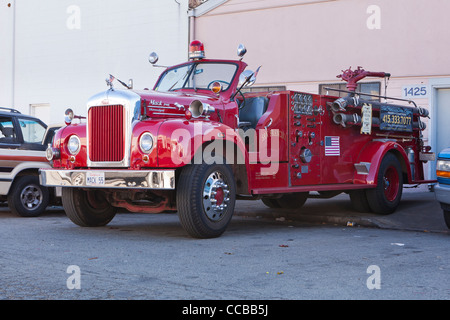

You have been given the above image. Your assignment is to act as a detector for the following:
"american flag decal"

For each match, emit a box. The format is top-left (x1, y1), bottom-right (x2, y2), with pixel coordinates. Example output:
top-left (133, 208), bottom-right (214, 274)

top-left (325, 136), bottom-right (340, 156)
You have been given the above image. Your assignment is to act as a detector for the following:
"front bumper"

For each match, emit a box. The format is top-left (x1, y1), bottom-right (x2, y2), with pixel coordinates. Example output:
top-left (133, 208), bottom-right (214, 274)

top-left (435, 183), bottom-right (450, 210)
top-left (39, 169), bottom-right (175, 190)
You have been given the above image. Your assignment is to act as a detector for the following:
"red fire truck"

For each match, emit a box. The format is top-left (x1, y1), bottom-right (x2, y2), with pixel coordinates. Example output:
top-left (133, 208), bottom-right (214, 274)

top-left (41, 41), bottom-right (435, 238)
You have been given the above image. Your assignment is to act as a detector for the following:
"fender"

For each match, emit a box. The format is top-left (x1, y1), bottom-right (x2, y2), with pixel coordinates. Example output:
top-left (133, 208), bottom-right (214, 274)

top-left (51, 123), bottom-right (87, 169)
top-left (353, 140), bottom-right (410, 185)
top-left (157, 119), bottom-right (249, 168)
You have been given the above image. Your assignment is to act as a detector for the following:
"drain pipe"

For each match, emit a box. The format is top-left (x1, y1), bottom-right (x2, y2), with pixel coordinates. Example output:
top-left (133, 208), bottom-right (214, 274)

top-left (12, 0), bottom-right (16, 108)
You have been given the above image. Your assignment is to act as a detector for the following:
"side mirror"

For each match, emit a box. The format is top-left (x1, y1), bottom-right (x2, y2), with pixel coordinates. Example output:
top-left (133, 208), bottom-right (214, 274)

top-left (148, 52), bottom-right (159, 65)
top-left (64, 108), bottom-right (74, 125)
top-left (237, 44), bottom-right (247, 59)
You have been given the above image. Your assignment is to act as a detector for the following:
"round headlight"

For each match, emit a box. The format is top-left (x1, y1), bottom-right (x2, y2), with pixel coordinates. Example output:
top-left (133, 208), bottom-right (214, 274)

top-left (139, 132), bottom-right (154, 153)
top-left (46, 146), bottom-right (60, 161)
top-left (67, 135), bottom-right (81, 155)
top-left (46, 146), bottom-right (54, 161)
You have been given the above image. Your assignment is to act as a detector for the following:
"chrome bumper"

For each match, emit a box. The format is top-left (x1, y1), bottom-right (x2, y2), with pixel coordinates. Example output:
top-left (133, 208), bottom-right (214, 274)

top-left (39, 169), bottom-right (175, 190)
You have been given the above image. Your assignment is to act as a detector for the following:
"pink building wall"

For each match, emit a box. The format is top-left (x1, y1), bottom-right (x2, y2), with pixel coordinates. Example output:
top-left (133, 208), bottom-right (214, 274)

top-left (193, 0), bottom-right (450, 87)
top-left (192, 0), bottom-right (450, 179)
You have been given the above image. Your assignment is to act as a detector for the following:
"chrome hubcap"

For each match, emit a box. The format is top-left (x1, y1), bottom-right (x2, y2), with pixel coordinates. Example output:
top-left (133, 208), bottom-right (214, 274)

top-left (202, 171), bottom-right (230, 221)
top-left (20, 185), bottom-right (43, 210)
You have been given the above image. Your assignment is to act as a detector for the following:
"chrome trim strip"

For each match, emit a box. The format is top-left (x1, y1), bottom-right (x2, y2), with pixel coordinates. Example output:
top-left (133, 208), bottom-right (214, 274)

top-left (40, 169), bottom-right (175, 190)
top-left (152, 112), bottom-right (184, 116)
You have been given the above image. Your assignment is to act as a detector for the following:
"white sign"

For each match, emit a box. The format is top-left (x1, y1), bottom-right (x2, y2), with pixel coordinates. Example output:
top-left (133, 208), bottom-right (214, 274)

top-left (361, 103), bottom-right (372, 135)
top-left (402, 85), bottom-right (429, 99)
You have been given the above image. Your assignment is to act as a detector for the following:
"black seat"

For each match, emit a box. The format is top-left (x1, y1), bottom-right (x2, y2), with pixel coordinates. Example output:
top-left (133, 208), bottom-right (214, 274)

top-left (0, 127), bottom-right (16, 143)
top-left (238, 96), bottom-right (269, 130)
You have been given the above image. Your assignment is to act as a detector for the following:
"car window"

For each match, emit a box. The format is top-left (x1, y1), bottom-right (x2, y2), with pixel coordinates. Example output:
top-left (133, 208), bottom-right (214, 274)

top-left (18, 118), bottom-right (46, 144)
top-left (0, 117), bottom-right (18, 143)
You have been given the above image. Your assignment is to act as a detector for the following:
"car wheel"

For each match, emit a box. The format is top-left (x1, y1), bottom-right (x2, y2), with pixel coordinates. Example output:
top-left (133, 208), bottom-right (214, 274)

top-left (444, 210), bottom-right (450, 229)
top-left (177, 161), bottom-right (236, 238)
top-left (349, 189), bottom-right (372, 213)
top-left (8, 175), bottom-right (50, 217)
top-left (261, 198), bottom-right (281, 208)
top-left (276, 193), bottom-right (308, 209)
top-left (62, 188), bottom-right (117, 227)
top-left (366, 153), bottom-right (403, 215)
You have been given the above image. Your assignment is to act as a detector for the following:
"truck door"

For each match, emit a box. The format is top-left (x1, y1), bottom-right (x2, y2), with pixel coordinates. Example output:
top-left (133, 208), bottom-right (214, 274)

top-left (288, 92), bottom-right (322, 186)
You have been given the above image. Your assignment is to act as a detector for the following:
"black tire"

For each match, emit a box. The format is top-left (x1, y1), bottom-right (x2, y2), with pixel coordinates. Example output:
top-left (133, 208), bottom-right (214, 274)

top-left (62, 188), bottom-right (117, 227)
top-left (349, 189), bottom-right (372, 213)
top-left (276, 193), bottom-right (308, 209)
top-left (177, 162), bottom-right (236, 238)
top-left (443, 210), bottom-right (450, 229)
top-left (8, 175), bottom-right (50, 217)
top-left (366, 153), bottom-right (403, 215)
top-left (261, 198), bottom-right (281, 208)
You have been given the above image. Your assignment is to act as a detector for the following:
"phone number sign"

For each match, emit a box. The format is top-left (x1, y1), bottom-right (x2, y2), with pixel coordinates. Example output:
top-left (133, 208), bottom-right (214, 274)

top-left (379, 105), bottom-right (413, 132)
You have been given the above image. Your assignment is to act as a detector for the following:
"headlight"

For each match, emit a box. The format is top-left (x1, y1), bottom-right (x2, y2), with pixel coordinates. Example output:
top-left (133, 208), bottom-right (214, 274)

top-left (46, 145), bottom-right (60, 161)
top-left (437, 159), bottom-right (450, 178)
top-left (67, 135), bottom-right (81, 155)
top-left (139, 132), bottom-right (154, 153)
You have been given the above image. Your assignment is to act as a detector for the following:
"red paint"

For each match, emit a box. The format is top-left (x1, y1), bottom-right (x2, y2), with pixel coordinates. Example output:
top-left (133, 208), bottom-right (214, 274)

top-left (50, 55), bottom-right (432, 204)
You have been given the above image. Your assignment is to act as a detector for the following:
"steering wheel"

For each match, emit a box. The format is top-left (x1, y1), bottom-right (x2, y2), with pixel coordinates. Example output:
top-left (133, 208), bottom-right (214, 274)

top-left (237, 90), bottom-right (246, 110)
top-left (207, 80), bottom-right (230, 89)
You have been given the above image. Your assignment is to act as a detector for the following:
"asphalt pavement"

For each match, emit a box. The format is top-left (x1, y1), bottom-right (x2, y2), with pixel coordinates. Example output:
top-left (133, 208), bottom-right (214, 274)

top-left (0, 184), bottom-right (448, 300)
top-left (234, 184), bottom-right (449, 234)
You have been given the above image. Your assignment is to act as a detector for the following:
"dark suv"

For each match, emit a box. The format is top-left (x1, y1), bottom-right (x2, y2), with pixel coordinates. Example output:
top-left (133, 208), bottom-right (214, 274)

top-left (0, 107), bottom-right (61, 217)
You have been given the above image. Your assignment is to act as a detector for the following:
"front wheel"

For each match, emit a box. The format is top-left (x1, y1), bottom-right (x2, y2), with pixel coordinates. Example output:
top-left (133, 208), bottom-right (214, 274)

top-left (177, 162), bottom-right (236, 238)
top-left (443, 210), bottom-right (450, 229)
top-left (366, 153), bottom-right (403, 215)
top-left (62, 188), bottom-right (117, 227)
top-left (8, 175), bottom-right (50, 217)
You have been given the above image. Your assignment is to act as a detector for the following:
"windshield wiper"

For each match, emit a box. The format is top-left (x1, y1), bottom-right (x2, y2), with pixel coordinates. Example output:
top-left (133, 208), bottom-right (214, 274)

top-left (168, 64), bottom-right (194, 91)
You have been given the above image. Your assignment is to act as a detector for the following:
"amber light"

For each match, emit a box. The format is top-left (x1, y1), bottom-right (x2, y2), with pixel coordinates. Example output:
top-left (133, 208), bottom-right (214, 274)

top-left (189, 40), bottom-right (205, 60)
top-left (185, 110), bottom-right (192, 120)
top-left (437, 170), bottom-right (450, 178)
top-left (211, 81), bottom-right (222, 94)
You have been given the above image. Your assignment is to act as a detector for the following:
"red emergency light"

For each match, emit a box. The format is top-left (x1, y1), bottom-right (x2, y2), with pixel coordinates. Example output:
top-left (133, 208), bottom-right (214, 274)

top-left (189, 40), bottom-right (205, 60)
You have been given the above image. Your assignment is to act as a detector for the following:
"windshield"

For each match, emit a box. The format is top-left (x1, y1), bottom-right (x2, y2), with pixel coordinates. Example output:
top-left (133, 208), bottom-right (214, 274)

top-left (155, 62), bottom-right (238, 92)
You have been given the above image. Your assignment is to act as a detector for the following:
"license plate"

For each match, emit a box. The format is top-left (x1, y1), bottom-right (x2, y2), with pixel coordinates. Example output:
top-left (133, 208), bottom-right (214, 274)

top-left (86, 172), bottom-right (105, 186)
top-left (419, 152), bottom-right (435, 162)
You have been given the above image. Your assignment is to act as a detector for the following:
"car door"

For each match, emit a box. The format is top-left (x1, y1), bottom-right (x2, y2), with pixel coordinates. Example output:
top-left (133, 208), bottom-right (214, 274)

top-left (16, 117), bottom-right (48, 151)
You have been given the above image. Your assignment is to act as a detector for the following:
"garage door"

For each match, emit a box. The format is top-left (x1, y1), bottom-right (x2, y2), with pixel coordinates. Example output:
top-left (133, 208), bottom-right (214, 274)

top-left (432, 88), bottom-right (450, 179)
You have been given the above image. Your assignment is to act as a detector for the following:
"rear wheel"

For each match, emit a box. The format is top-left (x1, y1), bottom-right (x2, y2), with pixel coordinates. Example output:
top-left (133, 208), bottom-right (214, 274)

top-left (261, 198), bottom-right (281, 209)
top-left (177, 161), bottom-right (236, 238)
top-left (349, 189), bottom-right (372, 213)
top-left (268, 193), bottom-right (308, 210)
top-left (62, 188), bottom-right (117, 227)
top-left (366, 153), bottom-right (403, 215)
